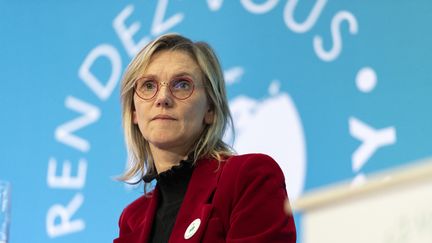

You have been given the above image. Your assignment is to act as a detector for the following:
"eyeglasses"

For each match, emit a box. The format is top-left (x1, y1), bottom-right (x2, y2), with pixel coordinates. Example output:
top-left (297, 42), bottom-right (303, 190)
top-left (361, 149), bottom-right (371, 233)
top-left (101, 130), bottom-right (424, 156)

top-left (134, 77), bottom-right (197, 100)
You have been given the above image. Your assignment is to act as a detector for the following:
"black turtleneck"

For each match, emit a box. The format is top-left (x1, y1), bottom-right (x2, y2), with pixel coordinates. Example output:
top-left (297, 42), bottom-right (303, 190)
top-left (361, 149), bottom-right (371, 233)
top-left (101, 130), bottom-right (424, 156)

top-left (148, 159), bottom-right (194, 243)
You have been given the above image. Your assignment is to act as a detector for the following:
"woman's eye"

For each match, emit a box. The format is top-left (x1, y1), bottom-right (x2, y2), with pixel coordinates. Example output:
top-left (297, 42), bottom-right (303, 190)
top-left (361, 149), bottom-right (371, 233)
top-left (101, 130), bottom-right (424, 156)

top-left (172, 79), bottom-right (192, 90)
top-left (141, 80), bottom-right (157, 90)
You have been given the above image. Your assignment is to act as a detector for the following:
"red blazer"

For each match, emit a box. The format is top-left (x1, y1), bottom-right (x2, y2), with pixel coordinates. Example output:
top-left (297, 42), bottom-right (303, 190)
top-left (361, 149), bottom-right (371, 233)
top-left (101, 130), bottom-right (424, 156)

top-left (114, 153), bottom-right (296, 243)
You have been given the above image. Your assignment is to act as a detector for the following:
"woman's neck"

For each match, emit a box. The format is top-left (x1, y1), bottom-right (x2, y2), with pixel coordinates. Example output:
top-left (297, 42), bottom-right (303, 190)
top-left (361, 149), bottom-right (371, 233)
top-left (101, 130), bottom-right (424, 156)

top-left (150, 146), bottom-right (188, 174)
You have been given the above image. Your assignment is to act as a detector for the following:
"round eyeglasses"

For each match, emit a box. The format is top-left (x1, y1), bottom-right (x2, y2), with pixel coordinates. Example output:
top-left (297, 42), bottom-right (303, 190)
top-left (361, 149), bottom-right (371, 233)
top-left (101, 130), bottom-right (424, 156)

top-left (134, 77), bottom-right (196, 100)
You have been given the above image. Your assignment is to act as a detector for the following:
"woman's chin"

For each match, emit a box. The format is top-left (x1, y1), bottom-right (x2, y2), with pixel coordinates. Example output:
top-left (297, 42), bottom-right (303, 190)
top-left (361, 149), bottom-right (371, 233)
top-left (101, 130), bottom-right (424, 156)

top-left (149, 138), bottom-right (187, 151)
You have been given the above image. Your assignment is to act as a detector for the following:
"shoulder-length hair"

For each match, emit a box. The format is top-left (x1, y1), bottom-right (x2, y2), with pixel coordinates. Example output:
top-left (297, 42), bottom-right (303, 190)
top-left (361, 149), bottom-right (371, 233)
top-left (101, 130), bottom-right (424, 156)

top-left (119, 33), bottom-right (234, 183)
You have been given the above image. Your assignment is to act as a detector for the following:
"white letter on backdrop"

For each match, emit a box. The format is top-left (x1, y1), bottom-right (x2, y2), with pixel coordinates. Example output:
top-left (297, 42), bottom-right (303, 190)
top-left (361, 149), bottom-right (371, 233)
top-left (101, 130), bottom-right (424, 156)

top-left (79, 44), bottom-right (121, 100)
top-left (284, 0), bottom-right (327, 33)
top-left (151, 0), bottom-right (184, 36)
top-left (349, 117), bottom-right (396, 172)
top-left (313, 10), bottom-right (358, 62)
top-left (46, 193), bottom-right (85, 238)
top-left (240, 0), bottom-right (279, 14)
top-left (113, 4), bottom-right (150, 57)
top-left (55, 96), bottom-right (101, 152)
top-left (47, 158), bottom-right (87, 189)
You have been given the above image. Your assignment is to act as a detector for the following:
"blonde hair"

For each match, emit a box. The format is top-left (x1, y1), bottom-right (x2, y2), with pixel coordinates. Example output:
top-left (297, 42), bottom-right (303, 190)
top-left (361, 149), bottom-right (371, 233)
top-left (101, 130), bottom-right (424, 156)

top-left (119, 33), bottom-right (234, 183)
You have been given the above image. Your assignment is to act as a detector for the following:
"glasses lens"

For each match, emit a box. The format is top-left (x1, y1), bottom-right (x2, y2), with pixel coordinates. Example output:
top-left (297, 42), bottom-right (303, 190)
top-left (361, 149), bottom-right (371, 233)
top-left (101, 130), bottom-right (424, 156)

top-left (134, 77), bottom-right (196, 100)
top-left (136, 79), bottom-right (157, 100)
top-left (170, 78), bottom-right (194, 99)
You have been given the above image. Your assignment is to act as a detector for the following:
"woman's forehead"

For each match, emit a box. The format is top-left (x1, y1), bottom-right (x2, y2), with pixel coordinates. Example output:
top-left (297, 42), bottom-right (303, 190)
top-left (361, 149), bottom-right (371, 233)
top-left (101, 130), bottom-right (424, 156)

top-left (142, 50), bottom-right (204, 78)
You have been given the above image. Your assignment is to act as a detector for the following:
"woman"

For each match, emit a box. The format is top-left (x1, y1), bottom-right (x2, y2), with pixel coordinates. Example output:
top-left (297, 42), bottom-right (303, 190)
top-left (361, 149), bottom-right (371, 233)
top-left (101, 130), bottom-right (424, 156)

top-left (114, 33), bottom-right (296, 243)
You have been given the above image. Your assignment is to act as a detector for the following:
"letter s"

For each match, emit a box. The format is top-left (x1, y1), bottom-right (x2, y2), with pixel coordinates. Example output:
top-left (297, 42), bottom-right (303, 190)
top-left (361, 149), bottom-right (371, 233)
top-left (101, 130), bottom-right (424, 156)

top-left (313, 11), bottom-right (358, 62)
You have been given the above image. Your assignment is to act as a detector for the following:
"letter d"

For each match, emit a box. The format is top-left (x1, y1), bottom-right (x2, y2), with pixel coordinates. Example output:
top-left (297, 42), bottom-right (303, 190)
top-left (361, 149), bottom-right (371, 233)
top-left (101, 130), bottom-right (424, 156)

top-left (79, 44), bottom-right (122, 101)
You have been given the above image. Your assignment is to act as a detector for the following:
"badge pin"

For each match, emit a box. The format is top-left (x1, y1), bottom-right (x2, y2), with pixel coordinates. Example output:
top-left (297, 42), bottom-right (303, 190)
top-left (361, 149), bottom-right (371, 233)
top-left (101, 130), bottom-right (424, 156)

top-left (184, 218), bottom-right (201, 239)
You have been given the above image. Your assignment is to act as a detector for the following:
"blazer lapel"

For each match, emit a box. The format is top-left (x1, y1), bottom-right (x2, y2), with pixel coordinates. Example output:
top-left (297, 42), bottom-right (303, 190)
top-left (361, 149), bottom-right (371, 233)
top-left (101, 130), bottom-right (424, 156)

top-left (169, 158), bottom-right (223, 243)
top-left (140, 188), bottom-right (159, 242)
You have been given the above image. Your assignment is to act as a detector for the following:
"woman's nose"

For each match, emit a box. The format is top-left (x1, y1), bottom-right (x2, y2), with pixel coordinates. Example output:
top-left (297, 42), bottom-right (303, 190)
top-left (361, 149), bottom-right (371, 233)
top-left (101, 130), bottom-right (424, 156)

top-left (155, 83), bottom-right (173, 107)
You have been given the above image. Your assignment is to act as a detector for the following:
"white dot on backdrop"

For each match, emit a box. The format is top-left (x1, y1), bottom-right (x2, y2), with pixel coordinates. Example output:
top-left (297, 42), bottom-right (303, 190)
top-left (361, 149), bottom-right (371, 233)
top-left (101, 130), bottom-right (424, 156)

top-left (356, 67), bottom-right (377, 93)
top-left (268, 80), bottom-right (280, 96)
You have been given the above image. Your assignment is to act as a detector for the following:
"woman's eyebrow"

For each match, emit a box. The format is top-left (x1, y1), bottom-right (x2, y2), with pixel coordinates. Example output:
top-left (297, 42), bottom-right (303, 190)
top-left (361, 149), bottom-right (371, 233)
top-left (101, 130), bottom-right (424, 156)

top-left (140, 71), bottom-right (197, 80)
top-left (139, 74), bottom-right (157, 79)
top-left (172, 71), bottom-right (194, 78)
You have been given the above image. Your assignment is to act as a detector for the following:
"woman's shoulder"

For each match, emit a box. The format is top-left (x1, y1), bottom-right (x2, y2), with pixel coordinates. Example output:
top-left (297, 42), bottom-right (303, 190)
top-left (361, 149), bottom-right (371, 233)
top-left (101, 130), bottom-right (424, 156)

top-left (221, 153), bottom-right (284, 180)
top-left (227, 153), bottom-right (275, 161)
top-left (225, 153), bottom-right (281, 169)
top-left (119, 190), bottom-right (155, 224)
top-left (215, 153), bottom-right (288, 215)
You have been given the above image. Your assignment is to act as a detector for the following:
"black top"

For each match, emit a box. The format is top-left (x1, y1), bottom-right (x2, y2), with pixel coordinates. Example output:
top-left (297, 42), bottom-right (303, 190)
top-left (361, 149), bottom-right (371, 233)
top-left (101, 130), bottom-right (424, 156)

top-left (147, 159), bottom-right (194, 243)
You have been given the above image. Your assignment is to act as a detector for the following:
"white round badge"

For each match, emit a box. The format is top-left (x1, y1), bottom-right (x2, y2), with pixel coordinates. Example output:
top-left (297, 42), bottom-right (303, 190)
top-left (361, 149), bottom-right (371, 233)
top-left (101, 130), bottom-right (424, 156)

top-left (184, 218), bottom-right (201, 240)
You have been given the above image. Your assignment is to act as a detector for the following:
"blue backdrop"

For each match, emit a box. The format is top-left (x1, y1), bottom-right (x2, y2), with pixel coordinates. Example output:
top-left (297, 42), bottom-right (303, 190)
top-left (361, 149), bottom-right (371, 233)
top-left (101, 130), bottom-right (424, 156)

top-left (1, 1), bottom-right (431, 242)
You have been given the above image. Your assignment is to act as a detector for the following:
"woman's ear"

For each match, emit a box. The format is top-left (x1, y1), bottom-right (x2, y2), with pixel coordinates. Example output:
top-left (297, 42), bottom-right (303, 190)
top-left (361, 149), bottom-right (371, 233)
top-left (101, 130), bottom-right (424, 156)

top-left (132, 111), bottom-right (138, 124)
top-left (204, 109), bottom-right (214, 125)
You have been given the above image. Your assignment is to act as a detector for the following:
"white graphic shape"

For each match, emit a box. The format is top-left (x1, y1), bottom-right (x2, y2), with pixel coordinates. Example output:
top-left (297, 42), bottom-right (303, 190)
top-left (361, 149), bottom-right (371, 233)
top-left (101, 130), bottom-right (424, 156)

top-left (241, 0), bottom-right (279, 14)
top-left (79, 44), bottom-right (122, 100)
top-left (228, 84), bottom-right (306, 200)
top-left (268, 80), bottom-right (280, 96)
top-left (46, 193), bottom-right (85, 238)
top-left (314, 10), bottom-right (358, 62)
top-left (55, 96), bottom-right (101, 152)
top-left (356, 67), bottom-right (377, 93)
top-left (284, 0), bottom-right (327, 33)
top-left (349, 117), bottom-right (397, 172)
top-left (151, 0), bottom-right (184, 36)
top-left (113, 5), bottom-right (150, 58)
top-left (207, 0), bottom-right (224, 11)
top-left (47, 158), bottom-right (87, 189)
top-left (224, 67), bottom-right (244, 85)
top-left (351, 173), bottom-right (366, 186)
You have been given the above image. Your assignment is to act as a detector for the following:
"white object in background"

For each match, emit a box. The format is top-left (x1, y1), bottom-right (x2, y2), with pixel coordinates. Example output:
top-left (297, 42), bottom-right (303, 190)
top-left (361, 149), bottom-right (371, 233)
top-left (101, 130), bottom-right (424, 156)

top-left (228, 88), bottom-right (307, 201)
top-left (0, 181), bottom-right (10, 243)
top-left (292, 158), bottom-right (432, 243)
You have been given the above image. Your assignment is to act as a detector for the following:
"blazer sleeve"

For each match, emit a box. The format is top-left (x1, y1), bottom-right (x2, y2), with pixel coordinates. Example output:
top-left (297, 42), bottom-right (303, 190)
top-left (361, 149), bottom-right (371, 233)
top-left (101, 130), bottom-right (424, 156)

top-left (115, 194), bottom-right (150, 238)
top-left (226, 154), bottom-right (296, 243)
top-left (117, 208), bottom-right (131, 236)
